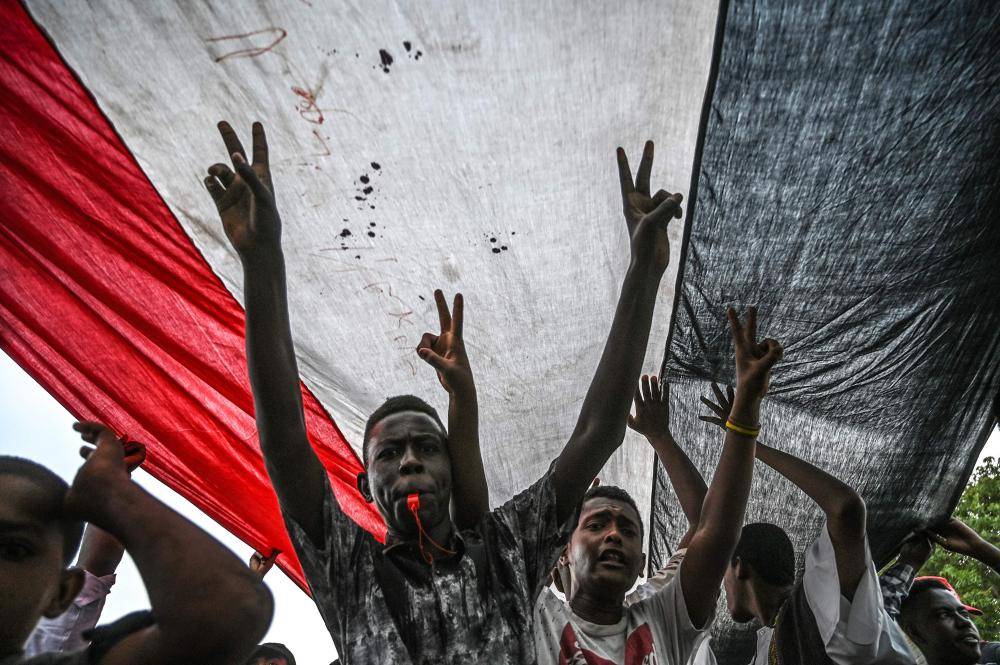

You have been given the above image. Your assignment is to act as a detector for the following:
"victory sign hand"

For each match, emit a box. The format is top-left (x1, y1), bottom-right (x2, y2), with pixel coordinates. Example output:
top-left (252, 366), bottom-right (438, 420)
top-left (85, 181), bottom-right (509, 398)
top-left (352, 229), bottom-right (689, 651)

top-left (617, 141), bottom-right (683, 274)
top-left (417, 290), bottom-right (474, 395)
top-left (203, 121), bottom-right (280, 260)
top-left (728, 306), bottom-right (783, 401)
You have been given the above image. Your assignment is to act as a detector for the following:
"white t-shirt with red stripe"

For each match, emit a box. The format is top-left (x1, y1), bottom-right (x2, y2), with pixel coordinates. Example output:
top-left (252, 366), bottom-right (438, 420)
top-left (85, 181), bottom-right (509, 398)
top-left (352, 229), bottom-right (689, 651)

top-left (533, 556), bottom-right (711, 665)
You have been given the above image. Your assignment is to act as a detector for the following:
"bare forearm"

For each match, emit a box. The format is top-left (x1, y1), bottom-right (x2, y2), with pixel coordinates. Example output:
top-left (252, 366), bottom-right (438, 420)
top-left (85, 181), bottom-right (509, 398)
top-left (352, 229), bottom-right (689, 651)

top-left (754, 441), bottom-right (861, 521)
top-left (76, 524), bottom-right (124, 577)
top-left (681, 391), bottom-right (759, 626)
top-left (970, 538), bottom-right (1000, 573)
top-left (242, 251), bottom-right (326, 539)
top-left (555, 264), bottom-right (662, 514)
top-left (695, 392), bottom-right (759, 545)
top-left (756, 439), bottom-right (867, 598)
top-left (87, 483), bottom-right (272, 660)
top-left (242, 251), bottom-right (309, 448)
top-left (577, 264), bottom-right (662, 439)
top-left (447, 385), bottom-right (489, 529)
top-left (647, 434), bottom-right (707, 529)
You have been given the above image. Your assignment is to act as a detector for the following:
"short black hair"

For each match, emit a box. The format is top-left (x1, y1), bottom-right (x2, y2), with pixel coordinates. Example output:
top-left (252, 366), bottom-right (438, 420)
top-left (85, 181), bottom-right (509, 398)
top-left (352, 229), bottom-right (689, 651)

top-left (733, 522), bottom-right (795, 586)
top-left (247, 642), bottom-right (296, 665)
top-left (900, 578), bottom-right (951, 621)
top-left (362, 395), bottom-right (446, 465)
top-left (582, 485), bottom-right (644, 536)
top-left (0, 456), bottom-right (85, 564)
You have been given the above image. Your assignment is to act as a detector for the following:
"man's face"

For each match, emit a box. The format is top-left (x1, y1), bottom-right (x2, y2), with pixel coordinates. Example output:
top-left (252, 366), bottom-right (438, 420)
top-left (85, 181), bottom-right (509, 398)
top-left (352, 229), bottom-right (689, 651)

top-left (361, 412), bottom-right (452, 537)
top-left (567, 497), bottom-right (644, 601)
top-left (722, 562), bottom-right (754, 623)
top-left (0, 474), bottom-right (80, 656)
top-left (904, 588), bottom-right (981, 665)
top-left (247, 657), bottom-right (287, 665)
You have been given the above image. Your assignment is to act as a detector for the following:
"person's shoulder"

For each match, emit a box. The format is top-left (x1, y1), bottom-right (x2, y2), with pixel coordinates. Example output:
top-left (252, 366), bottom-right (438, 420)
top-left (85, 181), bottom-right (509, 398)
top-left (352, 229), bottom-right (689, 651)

top-left (533, 586), bottom-right (568, 616)
top-left (627, 570), bottom-right (686, 620)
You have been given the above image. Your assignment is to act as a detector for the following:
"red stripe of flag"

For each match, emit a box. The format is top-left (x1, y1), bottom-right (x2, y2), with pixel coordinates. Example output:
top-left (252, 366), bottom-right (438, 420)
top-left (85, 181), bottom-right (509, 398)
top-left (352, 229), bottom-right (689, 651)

top-left (0, 0), bottom-right (384, 592)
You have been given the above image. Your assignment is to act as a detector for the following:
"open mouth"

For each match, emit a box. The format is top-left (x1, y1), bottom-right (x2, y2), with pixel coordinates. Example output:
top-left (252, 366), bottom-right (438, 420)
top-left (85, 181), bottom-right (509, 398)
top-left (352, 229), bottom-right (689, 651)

top-left (597, 549), bottom-right (627, 568)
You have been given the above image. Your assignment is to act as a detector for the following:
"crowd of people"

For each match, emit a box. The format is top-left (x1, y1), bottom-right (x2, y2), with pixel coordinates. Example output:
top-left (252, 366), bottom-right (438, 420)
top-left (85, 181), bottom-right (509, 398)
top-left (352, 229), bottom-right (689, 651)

top-left (2, 121), bottom-right (997, 665)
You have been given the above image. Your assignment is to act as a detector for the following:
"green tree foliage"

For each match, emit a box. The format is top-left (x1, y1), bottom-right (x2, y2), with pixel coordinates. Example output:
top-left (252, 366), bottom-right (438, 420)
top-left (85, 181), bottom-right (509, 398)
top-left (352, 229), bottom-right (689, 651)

top-left (922, 456), bottom-right (1000, 641)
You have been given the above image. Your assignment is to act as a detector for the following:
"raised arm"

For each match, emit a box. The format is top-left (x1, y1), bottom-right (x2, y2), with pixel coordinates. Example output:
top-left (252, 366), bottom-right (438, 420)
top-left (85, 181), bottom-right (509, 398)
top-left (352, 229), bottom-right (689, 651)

top-left (203, 121), bottom-right (327, 544)
top-left (628, 374), bottom-right (707, 548)
top-left (928, 517), bottom-right (1000, 574)
top-left (755, 441), bottom-right (868, 599)
top-left (680, 307), bottom-right (783, 628)
top-left (74, 441), bottom-right (145, 576)
top-left (700, 380), bottom-right (869, 599)
top-left (552, 141), bottom-right (683, 522)
top-left (416, 290), bottom-right (488, 529)
top-left (68, 423), bottom-right (272, 665)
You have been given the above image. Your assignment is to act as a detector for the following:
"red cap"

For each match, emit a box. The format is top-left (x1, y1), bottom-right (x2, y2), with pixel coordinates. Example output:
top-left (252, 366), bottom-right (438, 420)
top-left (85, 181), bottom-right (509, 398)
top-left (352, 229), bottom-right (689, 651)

top-left (915, 576), bottom-right (983, 615)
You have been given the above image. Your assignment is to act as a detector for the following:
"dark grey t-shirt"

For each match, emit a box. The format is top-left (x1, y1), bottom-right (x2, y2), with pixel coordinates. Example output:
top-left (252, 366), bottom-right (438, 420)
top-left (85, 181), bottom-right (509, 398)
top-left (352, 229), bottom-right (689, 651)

top-left (284, 465), bottom-right (574, 664)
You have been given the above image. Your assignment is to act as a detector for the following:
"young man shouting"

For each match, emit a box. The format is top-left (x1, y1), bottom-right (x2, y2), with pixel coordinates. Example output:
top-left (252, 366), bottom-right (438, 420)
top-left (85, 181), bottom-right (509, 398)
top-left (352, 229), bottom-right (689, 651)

top-left (533, 307), bottom-right (782, 664)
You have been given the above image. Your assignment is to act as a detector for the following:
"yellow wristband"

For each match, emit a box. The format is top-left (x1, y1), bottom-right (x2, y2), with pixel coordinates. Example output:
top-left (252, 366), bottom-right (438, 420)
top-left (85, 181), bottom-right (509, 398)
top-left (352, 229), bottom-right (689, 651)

top-left (725, 418), bottom-right (760, 438)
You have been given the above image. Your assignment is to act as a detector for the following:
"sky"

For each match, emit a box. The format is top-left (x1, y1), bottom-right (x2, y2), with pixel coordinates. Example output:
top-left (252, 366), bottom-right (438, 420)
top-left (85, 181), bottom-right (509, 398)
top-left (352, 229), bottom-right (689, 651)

top-left (2, 350), bottom-right (997, 663)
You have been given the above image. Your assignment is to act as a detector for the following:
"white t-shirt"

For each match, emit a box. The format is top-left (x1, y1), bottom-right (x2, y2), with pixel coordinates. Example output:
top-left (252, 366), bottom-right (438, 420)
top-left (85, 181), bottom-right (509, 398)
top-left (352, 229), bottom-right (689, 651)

top-left (746, 522), bottom-right (917, 665)
top-left (628, 550), bottom-right (716, 665)
top-left (534, 558), bottom-right (712, 665)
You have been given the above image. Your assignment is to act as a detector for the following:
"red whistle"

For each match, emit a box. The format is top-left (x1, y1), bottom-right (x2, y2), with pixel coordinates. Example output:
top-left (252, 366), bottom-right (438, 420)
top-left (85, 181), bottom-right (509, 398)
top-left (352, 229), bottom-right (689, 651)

top-left (407, 493), bottom-right (420, 513)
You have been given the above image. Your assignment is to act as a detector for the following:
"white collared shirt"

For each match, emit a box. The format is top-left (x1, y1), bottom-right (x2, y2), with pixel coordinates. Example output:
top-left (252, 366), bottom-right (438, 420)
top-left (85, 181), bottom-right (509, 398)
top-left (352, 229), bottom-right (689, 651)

top-left (745, 522), bottom-right (918, 665)
top-left (24, 571), bottom-right (115, 656)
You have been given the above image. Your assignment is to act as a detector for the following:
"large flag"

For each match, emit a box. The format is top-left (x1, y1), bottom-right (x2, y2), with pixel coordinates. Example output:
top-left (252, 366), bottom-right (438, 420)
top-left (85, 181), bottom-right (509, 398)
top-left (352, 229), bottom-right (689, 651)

top-left (2, 1), bottom-right (998, 660)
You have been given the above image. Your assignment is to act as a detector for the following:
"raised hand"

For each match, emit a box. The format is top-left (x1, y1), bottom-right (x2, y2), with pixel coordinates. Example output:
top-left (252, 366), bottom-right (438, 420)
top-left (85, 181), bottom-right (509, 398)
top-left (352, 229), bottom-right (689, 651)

top-left (896, 532), bottom-right (936, 570)
top-left (203, 121), bottom-right (279, 259)
top-left (65, 422), bottom-right (135, 517)
top-left (728, 306), bottom-right (782, 402)
top-left (698, 382), bottom-right (734, 430)
top-left (616, 141), bottom-right (683, 273)
top-left (249, 549), bottom-right (279, 579)
top-left (417, 290), bottom-right (473, 395)
top-left (627, 374), bottom-right (672, 441)
top-left (929, 517), bottom-right (989, 557)
top-left (123, 439), bottom-right (147, 474)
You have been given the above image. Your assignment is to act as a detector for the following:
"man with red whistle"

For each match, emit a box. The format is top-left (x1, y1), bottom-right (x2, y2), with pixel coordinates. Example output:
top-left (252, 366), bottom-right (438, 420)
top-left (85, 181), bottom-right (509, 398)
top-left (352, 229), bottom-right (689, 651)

top-left (202, 122), bottom-right (682, 663)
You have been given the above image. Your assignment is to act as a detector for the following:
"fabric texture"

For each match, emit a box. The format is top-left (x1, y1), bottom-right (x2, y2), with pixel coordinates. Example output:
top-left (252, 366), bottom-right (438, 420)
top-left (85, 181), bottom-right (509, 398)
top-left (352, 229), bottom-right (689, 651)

top-left (651, 1), bottom-right (1000, 661)
top-left (283, 463), bottom-right (574, 664)
top-left (17, 0), bottom-right (720, 531)
top-left (534, 558), bottom-right (711, 665)
top-left (25, 572), bottom-right (115, 656)
top-left (0, 0), bottom-right (383, 592)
